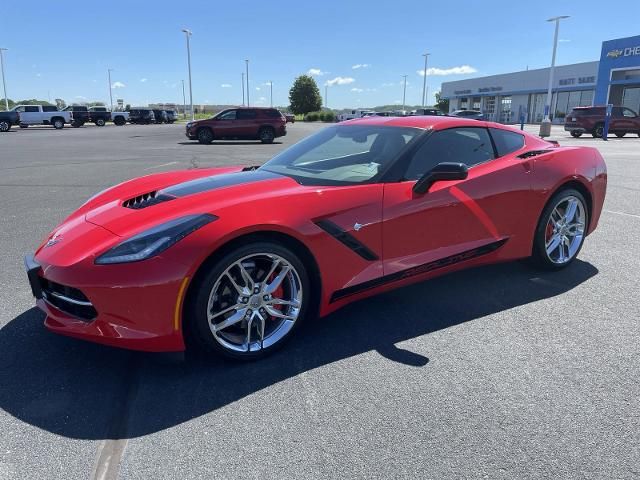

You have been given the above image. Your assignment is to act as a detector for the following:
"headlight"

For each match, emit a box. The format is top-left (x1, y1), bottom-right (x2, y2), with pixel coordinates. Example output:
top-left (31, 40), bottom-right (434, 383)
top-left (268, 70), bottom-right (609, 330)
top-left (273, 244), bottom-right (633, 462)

top-left (95, 214), bottom-right (217, 265)
top-left (186, 122), bottom-right (193, 128)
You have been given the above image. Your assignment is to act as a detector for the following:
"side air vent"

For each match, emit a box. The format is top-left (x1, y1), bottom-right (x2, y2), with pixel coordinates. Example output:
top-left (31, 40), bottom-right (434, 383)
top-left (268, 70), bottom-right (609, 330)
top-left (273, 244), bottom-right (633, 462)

top-left (122, 191), bottom-right (175, 209)
top-left (517, 149), bottom-right (552, 159)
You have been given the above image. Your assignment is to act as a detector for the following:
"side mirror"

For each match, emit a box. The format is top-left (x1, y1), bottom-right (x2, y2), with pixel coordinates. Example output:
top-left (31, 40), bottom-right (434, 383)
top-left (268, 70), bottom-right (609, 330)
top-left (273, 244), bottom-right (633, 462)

top-left (412, 162), bottom-right (468, 194)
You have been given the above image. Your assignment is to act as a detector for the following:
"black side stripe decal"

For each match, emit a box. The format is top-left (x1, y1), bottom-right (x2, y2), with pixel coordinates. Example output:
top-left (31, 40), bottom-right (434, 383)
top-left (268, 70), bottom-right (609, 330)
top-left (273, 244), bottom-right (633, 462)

top-left (315, 219), bottom-right (379, 261)
top-left (330, 238), bottom-right (508, 303)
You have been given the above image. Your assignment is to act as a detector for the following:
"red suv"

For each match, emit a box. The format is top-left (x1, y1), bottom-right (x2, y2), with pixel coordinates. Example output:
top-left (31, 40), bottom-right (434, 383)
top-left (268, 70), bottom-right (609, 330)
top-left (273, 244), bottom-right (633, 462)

top-left (186, 107), bottom-right (287, 144)
top-left (564, 106), bottom-right (640, 138)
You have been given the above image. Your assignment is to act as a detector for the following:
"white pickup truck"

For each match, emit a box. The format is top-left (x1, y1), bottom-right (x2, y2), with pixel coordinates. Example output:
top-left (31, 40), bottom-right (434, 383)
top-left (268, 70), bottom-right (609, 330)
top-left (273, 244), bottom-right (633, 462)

top-left (337, 109), bottom-right (375, 122)
top-left (88, 106), bottom-right (130, 126)
top-left (11, 105), bottom-right (73, 129)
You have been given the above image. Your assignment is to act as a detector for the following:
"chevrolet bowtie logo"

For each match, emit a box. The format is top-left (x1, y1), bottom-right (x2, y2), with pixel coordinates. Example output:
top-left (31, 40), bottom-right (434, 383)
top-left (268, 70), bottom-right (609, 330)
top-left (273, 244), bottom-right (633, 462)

top-left (45, 233), bottom-right (63, 247)
top-left (607, 49), bottom-right (623, 59)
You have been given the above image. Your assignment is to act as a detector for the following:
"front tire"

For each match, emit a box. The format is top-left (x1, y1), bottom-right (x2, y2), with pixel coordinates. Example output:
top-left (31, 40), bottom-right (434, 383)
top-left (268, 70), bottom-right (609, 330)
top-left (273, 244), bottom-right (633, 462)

top-left (615, 132), bottom-right (625, 138)
top-left (0, 121), bottom-right (10, 132)
top-left (592, 123), bottom-right (604, 138)
top-left (531, 188), bottom-right (588, 270)
top-left (187, 242), bottom-right (310, 360)
top-left (19, 124), bottom-right (28, 128)
top-left (197, 127), bottom-right (214, 144)
top-left (95, 118), bottom-right (106, 127)
top-left (570, 130), bottom-right (582, 138)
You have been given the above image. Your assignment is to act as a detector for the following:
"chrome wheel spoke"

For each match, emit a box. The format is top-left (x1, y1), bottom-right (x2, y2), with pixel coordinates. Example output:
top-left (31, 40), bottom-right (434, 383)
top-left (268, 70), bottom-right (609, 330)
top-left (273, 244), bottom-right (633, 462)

top-left (212, 307), bottom-right (247, 332)
top-left (264, 265), bottom-right (290, 295)
top-left (210, 303), bottom-right (241, 320)
top-left (564, 198), bottom-right (578, 223)
top-left (265, 305), bottom-right (297, 321)
top-left (225, 272), bottom-right (248, 296)
top-left (237, 262), bottom-right (254, 290)
top-left (546, 234), bottom-right (562, 256)
top-left (255, 312), bottom-right (266, 350)
top-left (268, 298), bottom-right (300, 308)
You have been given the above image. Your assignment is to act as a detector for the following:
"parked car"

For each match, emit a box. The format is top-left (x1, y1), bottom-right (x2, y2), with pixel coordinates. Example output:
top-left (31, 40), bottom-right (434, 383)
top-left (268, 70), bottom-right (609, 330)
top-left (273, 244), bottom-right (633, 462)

top-left (152, 109), bottom-right (168, 124)
top-left (25, 116), bottom-right (607, 359)
top-left (411, 108), bottom-right (446, 116)
top-left (284, 113), bottom-right (295, 123)
top-left (11, 105), bottom-right (73, 129)
top-left (337, 109), bottom-right (374, 122)
top-left (64, 105), bottom-right (90, 127)
top-left (185, 107), bottom-right (287, 144)
top-left (89, 106), bottom-right (129, 126)
top-left (564, 106), bottom-right (640, 138)
top-left (0, 109), bottom-right (21, 132)
top-left (129, 108), bottom-right (156, 125)
top-left (165, 110), bottom-right (177, 124)
top-left (450, 109), bottom-right (484, 120)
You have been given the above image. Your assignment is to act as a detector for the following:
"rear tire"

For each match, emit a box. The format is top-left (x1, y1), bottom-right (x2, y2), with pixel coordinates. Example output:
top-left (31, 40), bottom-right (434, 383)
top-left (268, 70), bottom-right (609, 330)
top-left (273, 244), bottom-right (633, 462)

top-left (531, 188), bottom-right (588, 270)
top-left (95, 118), bottom-right (106, 127)
top-left (197, 127), bottom-right (214, 144)
top-left (186, 241), bottom-right (310, 360)
top-left (570, 130), bottom-right (582, 138)
top-left (19, 124), bottom-right (28, 129)
top-left (113, 116), bottom-right (125, 126)
top-left (71, 121), bottom-right (84, 128)
top-left (259, 127), bottom-right (275, 144)
top-left (52, 118), bottom-right (64, 130)
top-left (0, 121), bottom-right (10, 132)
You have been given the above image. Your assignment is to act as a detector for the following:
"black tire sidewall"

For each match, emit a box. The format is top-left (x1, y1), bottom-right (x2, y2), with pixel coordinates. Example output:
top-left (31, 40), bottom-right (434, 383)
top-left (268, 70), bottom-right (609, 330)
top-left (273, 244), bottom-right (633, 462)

top-left (0, 121), bottom-right (9, 132)
top-left (187, 241), bottom-right (310, 360)
top-left (532, 188), bottom-right (589, 270)
top-left (259, 127), bottom-right (274, 144)
top-left (197, 128), bottom-right (213, 144)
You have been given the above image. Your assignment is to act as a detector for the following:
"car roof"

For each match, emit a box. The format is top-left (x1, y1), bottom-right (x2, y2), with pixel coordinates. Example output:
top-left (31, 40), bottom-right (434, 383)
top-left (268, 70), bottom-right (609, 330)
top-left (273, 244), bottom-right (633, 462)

top-left (344, 115), bottom-right (504, 131)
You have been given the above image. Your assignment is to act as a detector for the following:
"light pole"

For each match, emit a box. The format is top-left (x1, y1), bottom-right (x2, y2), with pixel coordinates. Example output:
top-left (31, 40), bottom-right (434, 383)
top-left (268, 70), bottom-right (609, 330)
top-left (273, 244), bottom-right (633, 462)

top-left (182, 28), bottom-right (194, 120)
top-left (107, 68), bottom-right (114, 111)
top-left (539, 15), bottom-right (569, 137)
top-left (421, 52), bottom-right (430, 108)
top-left (241, 72), bottom-right (245, 106)
top-left (401, 75), bottom-right (408, 112)
top-left (245, 60), bottom-right (250, 106)
top-left (0, 48), bottom-right (8, 110)
top-left (181, 80), bottom-right (186, 119)
top-left (269, 80), bottom-right (273, 107)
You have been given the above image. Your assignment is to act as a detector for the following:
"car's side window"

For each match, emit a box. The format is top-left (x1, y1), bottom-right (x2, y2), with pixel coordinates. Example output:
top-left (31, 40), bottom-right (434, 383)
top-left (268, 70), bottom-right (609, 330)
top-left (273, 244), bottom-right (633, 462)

top-left (489, 128), bottom-right (525, 157)
top-left (219, 110), bottom-right (237, 120)
top-left (623, 108), bottom-right (637, 118)
top-left (404, 128), bottom-right (494, 180)
top-left (237, 109), bottom-right (257, 120)
top-left (25, 106), bottom-right (40, 113)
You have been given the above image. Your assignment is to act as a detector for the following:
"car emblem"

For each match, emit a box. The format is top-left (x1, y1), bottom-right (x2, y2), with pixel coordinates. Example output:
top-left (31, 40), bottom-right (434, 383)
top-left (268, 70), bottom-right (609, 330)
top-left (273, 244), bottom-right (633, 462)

top-left (45, 233), bottom-right (63, 248)
top-left (353, 222), bottom-right (363, 231)
top-left (607, 49), bottom-right (623, 59)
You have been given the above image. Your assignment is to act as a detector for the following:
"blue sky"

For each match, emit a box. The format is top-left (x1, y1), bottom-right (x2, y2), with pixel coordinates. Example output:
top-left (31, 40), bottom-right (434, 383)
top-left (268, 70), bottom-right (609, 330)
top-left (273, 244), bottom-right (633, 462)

top-left (2, 0), bottom-right (639, 109)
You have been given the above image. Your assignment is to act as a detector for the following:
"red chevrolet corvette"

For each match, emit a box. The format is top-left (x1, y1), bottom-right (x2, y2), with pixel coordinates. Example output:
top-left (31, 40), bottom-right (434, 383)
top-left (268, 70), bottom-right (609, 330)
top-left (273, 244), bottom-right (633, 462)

top-left (25, 116), bottom-right (607, 359)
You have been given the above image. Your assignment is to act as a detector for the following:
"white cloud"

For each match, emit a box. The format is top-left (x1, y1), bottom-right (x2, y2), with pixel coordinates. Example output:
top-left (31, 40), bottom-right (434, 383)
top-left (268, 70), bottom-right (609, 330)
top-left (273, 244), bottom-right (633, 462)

top-left (559, 38), bottom-right (571, 43)
top-left (36, 73), bottom-right (42, 77)
top-left (140, 78), bottom-right (148, 83)
top-left (307, 68), bottom-right (327, 76)
top-left (381, 82), bottom-right (395, 87)
top-left (75, 95), bottom-right (87, 100)
top-left (221, 83), bottom-right (232, 88)
top-left (350, 87), bottom-right (364, 93)
top-left (352, 64), bottom-right (370, 69)
top-left (111, 81), bottom-right (126, 89)
top-left (417, 65), bottom-right (477, 76)
top-left (326, 76), bottom-right (355, 86)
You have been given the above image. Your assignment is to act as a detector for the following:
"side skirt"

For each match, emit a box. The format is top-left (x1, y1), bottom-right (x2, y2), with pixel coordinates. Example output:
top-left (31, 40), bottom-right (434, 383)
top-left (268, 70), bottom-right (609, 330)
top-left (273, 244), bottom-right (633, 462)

top-left (330, 238), bottom-right (508, 303)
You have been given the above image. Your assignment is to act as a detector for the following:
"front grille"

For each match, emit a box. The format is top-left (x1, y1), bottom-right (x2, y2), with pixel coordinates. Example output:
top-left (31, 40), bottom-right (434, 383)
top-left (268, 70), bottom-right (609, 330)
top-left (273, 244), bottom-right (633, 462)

top-left (40, 278), bottom-right (97, 321)
top-left (122, 191), bottom-right (174, 209)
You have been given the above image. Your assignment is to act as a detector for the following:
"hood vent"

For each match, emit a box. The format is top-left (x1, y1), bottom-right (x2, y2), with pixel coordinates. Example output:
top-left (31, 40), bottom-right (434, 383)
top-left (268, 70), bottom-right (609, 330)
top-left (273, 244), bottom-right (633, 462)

top-left (122, 191), bottom-right (175, 209)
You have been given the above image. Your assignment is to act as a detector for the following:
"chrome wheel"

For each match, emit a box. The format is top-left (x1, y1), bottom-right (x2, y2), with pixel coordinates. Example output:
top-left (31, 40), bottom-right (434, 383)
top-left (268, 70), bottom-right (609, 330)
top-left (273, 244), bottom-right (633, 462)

top-left (544, 195), bottom-right (586, 265)
top-left (206, 253), bottom-right (303, 353)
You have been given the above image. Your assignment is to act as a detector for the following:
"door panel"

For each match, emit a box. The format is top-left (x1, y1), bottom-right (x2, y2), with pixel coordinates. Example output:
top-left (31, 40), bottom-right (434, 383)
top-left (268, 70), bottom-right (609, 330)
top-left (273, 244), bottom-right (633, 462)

top-left (382, 155), bottom-right (533, 276)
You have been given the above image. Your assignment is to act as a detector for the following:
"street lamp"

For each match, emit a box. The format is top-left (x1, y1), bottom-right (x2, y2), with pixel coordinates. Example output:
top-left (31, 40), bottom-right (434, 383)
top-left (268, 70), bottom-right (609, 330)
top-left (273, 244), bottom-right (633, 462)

top-left (107, 69), bottom-right (114, 111)
top-left (241, 72), bottom-right (245, 106)
top-left (182, 28), bottom-right (194, 121)
top-left (0, 48), bottom-right (8, 110)
top-left (539, 15), bottom-right (569, 137)
top-left (245, 60), bottom-right (250, 106)
top-left (181, 80), bottom-right (186, 119)
top-left (421, 52), bottom-right (430, 108)
top-left (401, 75), bottom-right (408, 113)
top-left (269, 80), bottom-right (273, 107)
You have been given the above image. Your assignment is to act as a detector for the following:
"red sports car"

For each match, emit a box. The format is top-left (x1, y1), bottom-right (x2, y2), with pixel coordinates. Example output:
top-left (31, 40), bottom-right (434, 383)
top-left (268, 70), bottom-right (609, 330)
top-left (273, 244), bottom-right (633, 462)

top-left (25, 116), bottom-right (607, 360)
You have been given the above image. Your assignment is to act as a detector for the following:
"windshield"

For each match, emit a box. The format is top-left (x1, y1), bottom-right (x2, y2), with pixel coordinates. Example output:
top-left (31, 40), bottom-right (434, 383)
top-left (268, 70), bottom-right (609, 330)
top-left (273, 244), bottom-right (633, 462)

top-left (260, 125), bottom-right (422, 185)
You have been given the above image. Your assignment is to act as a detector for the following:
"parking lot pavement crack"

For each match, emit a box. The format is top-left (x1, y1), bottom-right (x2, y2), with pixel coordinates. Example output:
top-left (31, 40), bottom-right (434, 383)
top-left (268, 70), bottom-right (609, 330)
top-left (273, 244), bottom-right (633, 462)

top-left (91, 353), bottom-right (141, 480)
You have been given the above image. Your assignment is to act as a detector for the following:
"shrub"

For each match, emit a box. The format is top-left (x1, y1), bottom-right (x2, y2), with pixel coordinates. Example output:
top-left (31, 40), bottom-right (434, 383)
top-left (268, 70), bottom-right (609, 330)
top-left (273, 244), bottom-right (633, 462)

top-left (304, 112), bottom-right (319, 122)
top-left (321, 111), bottom-right (336, 122)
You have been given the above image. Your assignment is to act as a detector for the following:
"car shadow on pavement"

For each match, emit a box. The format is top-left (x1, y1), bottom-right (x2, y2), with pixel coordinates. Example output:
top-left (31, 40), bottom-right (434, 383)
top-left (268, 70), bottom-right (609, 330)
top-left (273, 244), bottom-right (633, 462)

top-left (177, 141), bottom-right (283, 146)
top-left (0, 259), bottom-right (597, 440)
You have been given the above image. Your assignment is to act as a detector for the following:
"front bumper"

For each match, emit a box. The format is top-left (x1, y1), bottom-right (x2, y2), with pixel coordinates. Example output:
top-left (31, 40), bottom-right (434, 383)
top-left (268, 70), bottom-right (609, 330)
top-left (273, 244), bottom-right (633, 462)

top-left (24, 252), bottom-right (188, 352)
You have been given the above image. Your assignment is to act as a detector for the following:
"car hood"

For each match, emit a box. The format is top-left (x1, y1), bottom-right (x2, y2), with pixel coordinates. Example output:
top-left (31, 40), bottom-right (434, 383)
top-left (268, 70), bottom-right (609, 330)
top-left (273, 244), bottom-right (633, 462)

top-left (74, 166), bottom-right (301, 237)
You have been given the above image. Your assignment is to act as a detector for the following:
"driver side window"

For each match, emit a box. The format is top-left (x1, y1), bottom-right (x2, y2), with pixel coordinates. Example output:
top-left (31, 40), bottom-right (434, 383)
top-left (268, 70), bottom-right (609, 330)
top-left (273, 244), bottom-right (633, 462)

top-left (404, 127), bottom-right (495, 180)
top-left (623, 108), bottom-right (637, 118)
top-left (218, 110), bottom-right (237, 120)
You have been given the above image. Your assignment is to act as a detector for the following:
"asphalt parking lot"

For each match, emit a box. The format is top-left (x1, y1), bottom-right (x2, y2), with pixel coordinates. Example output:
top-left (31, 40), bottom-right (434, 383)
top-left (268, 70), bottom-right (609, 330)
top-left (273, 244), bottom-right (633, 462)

top-left (0, 122), bottom-right (638, 479)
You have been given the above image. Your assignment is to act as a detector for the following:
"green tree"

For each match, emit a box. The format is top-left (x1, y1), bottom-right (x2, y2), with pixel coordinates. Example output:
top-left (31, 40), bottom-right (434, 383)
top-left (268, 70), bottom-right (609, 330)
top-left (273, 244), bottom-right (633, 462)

top-left (288, 75), bottom-right (322, 115)
top-left (434, 91), bottom-right (449, 113)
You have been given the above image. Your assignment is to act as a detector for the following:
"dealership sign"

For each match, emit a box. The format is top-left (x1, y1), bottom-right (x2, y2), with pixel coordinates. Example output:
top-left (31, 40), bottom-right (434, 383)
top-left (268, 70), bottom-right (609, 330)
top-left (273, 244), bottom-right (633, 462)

top-left (606, 46), bottom-right (640, 59)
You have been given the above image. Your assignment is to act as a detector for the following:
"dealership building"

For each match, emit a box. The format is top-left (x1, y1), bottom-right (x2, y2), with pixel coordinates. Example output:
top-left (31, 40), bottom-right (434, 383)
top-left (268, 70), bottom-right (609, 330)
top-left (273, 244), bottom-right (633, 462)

top-left (441, 34), bottom-right (640, 123)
